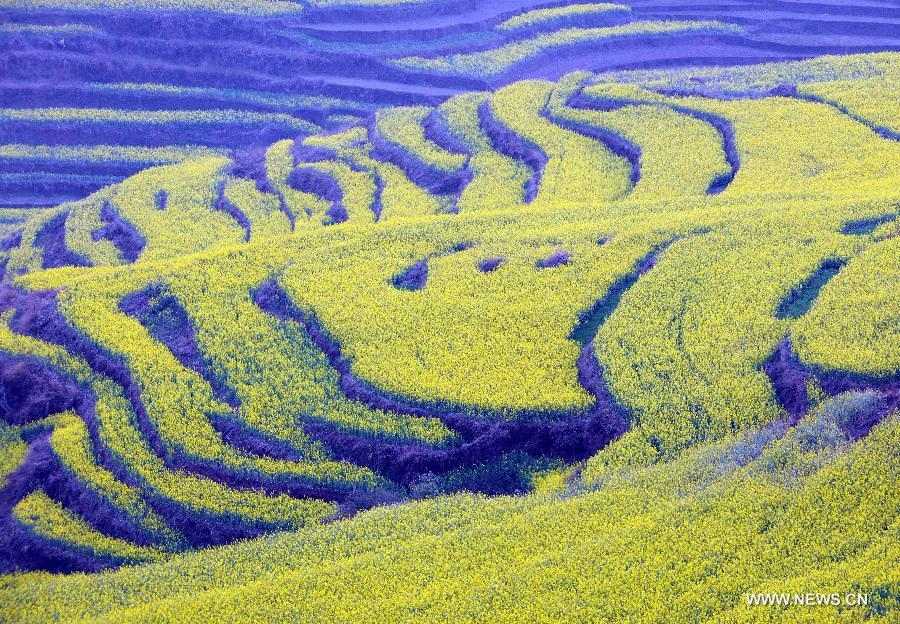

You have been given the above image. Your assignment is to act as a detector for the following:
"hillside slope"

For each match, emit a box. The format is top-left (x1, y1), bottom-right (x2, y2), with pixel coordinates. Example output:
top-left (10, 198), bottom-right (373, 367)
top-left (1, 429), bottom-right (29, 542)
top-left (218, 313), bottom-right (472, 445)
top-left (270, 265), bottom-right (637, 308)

top-left (0, 50), bottom-right (898, 623)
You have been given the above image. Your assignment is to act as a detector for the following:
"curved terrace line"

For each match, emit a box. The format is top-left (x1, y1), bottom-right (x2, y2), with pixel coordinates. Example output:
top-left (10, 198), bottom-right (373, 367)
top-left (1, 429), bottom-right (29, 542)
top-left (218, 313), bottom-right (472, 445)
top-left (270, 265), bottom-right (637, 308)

top-left (251, 239), bottom-right (684, 491)
top-left (0, 306), bottom-right (329, 561)
top-left (367, 116), bottom-right (471, 198)
top-left (91, 200), bottom-right (146, 264)
top-left (540, 101), bottom-right (642, 195)
top-left (841, 213), bottom-right (897, 235)
top-left (228, 148), bottom-right (297, 230)
top-left (0, 356), bottom-right (183, 569)
top-left (213, 180), bottom-right (252, 242)
top-left (1, 286), bottom-right (369, 516)
top-left (655, 83), bottom-right (900, 142)
top-left (0, 435), bottom-right (141, 574)
top-left (568, 86), bottom-right (740, 194)
top-left (118, 284), bottom-right (241, 409)
top-left (476, 99), bottom-right (548, 203)
top-left (762, 338), bottom-right (899, 438)
top-left (775, 257), bottom-right (846, 320)
top-left (286, 166), bottom-right (349, 225)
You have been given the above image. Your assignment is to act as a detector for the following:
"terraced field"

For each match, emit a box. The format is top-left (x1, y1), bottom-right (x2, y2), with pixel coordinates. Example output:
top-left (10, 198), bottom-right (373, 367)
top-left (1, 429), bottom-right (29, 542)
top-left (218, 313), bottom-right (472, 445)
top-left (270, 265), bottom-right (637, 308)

top-left (4, 0), bottom-right (900, 207)
top-left (1, 1), bottom-right (899, 623)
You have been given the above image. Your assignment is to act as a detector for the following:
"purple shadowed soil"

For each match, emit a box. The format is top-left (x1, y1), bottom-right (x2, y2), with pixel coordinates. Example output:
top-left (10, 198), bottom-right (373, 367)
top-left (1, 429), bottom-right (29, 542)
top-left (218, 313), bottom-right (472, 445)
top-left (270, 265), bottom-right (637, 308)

top-left (0, 285), bottom-right (363, 550)
top-left (213, 181), bottom-right (252, 242)
top-left (371, 169), bottom-right (386, 221)
top-left (228, 147), bottom-right (297, 229)
top-left (91, 200), bottom-right (146, 263)
top-left (153, 189), bottom-right (168, 211)
top-left (775, 258), bottom-right (846, 320)
top-left (119, 284), bottom-right (240, 409)
top-left (0, 309), bottom-right (305, 562)
top-left (542, 106), bottom-right (642, 190)
top-left (292, 143), bottom-right (341, 166)
top-left (837, 390), bottom-right (900, 441)
top-left (251, 277), bottom-right (629, 493)
top-left (390, 243), bottom-right (473, 290)
top-left (0, 230), bottom-right (22, 252)
top-left (762, 339), bottom-right (811, 424)
top-left (297, 402), bottom-right (625, 488)
top-left (841, 213), bottom-right (897, 235)
top-left (0, 431), bottom-right (185, 575)
top-left (33, 211), bottom-right (92, 269)
top-left (422, 108), bottom-right (473, 157)
top-left (286, 167), bottom-right (342, 202)
top-left (286, 167), bottom-right (348, 225)
top-left (657, 82), bottom-right (900, 143)
top-left (570, 237), bottom-right (678, 345)
top-left (535, 249), bottom-right (571, 269)
top-left (391, 259), bottom-right (429, 291)
top-left (11, 0), bottom-right (900, 207)
top-left (368, 116), bottom-right (471, 197)
top-left (477, 99), bottom-right (547, 203)
top-left (419, 109), bottom-right (475, 211)
top-left (0, 360), bottom-right (181, 574)
top-left (792, 88), bottom-right (900, 142)
top-left (478, 256), bottom-right (505, 272)
top-left (206, 412), bottom-right (303, 463)
top-left (0, 435), bottom-right (130, 574)
top-left (324, 202), bottom-right (350, 225)
top-left (569, 87), bottom-right (740, 194)
top-left (762, 337), bottom-right (900, 432)
top-left (0, 353), bottom-right (81, 426)
top-left (229, 146), bottom-right (275, 194)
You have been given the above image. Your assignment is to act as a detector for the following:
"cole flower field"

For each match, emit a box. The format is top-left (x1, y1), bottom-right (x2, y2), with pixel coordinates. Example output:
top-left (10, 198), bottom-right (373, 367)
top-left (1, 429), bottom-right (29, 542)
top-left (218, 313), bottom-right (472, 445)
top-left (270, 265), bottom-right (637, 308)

top-left (0, 0), bottom-right (899, 622)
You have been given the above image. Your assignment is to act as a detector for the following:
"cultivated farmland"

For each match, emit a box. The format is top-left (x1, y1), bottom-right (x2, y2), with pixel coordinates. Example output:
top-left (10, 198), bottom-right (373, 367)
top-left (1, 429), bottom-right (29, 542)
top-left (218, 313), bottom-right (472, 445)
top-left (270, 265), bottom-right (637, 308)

top-left (1, 1), bottom-right (898, 622)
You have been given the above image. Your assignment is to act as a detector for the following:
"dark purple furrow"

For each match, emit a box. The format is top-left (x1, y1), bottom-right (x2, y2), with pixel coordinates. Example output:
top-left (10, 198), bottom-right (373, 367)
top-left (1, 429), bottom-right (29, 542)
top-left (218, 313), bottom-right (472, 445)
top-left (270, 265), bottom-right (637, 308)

top-left (367, 116), bottom-right (470, 197)
top-left (0, 286), bottom-right (362, 524)
top-left (390, 243), bottom-right (473, 291)
top-left (213, 180), bottom-right (252, 242)
top-left (841, 213), bottom-right (896, 235)
top-left (91, 200), bottom-right (146, 263)
top-left (570, 237), bottom-right (681, 346)
top-left (33, 211), bottom-right (93, 270)
top-left (153, 189), bottom-right (168, 211)
top-left (0, 401), bottom-right (175, 574)
top-left (251, 277), bottom-right (630, 494)
top-left (228, 145), bottom-right (306, 229)
top-left (371, 168), bottom-right (385, 221)
top-left (536, 249), bottom-right (571, 269)
top-left (0, 231), bottom-right (22, 252)
top-left (542, 106), bottom-right (642, 190)
top-left (478, 256), bottom-right (505, 272)
top-left (228, 146), bottom-right (272, 194)
top-left (422, 108), bottom-right (473, 157)
top-left (286, 167), bottom-right (348, 225)
top-left (391, 259), bottom-right (429, 291)
top-left (762, 339), bottom-right (811, 424)
top-left (0, 289), bottom-right (348, 562)
top-left (659, 83), bottom-right (900, 142)
top-left (292, 143), bottom-right (341, 165)
top-left (206, 412), bottom-right (303, 462)
top-left (119, 284), bottom-right (240, 408)
top-left (0, 353), bottom-right (81, 426)
top-left (0, 435), bottom-right (129, 574)
top-left (762, 337), bottom-right (899, 435)
top-left (476, 100), bottom-right (547, 203)
top-left (568, 87), bottom-right (740, 194)
top-left (777, 86), bottom-right (899, 141)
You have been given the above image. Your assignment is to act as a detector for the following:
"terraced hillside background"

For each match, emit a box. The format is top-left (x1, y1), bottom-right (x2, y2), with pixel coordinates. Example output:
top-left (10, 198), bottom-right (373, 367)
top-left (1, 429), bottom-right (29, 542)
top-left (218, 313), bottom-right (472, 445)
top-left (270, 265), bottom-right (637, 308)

top-left (1, 1), bottom-right (899, 623)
